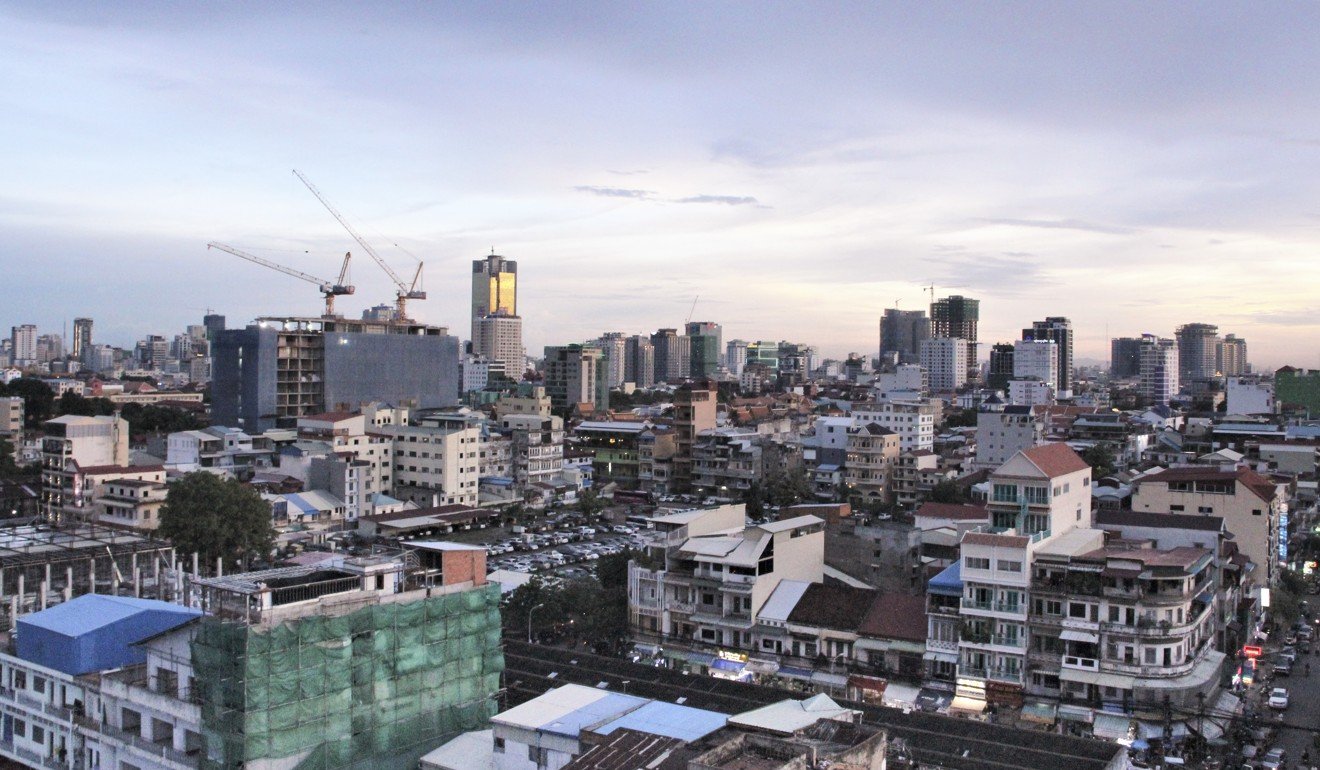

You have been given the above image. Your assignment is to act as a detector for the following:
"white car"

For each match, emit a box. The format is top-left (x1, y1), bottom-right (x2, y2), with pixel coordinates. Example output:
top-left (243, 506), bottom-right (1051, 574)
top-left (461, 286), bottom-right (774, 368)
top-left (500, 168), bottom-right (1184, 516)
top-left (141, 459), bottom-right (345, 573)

top-left (1268, 687), bottom-right (1289, 710)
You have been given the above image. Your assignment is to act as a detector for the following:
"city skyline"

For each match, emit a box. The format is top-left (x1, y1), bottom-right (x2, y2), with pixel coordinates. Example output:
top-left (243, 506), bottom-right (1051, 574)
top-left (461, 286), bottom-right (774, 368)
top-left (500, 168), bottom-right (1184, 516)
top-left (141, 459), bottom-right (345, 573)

top-left (4, 4), bottom-right (1320, 367)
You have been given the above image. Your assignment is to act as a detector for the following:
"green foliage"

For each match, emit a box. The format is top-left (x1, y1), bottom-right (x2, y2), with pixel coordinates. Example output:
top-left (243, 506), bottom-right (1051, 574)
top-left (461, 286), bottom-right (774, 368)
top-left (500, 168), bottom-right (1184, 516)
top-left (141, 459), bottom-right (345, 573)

top-left (0, 379), bottom-right (55, 428)
top-left (118, 403), bottom-right (207, 433)
top-left (577, 489), bottom-right (605, 517)
top-left (928, 479), bottom-right (966, 504)
top-left (0, 438), bottom-right (18, 479)
top-left (766, 466), bottom-right (812, 507)
top-left (1080, 443), bottom-right (1117, 479)
top-left (55, 391), bottom-right (116, 417)
top-left (941, 409), bottom-right (978, 429)
top-left (158, 472), bottom-right (275, 571)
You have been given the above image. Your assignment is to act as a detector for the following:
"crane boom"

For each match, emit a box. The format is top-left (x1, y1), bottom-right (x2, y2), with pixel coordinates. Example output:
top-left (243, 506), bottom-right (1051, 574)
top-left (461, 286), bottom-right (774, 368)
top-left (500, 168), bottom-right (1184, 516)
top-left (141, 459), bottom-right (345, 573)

top-left (208, 241), bottom-right (354, 316)
top-left (292, 169), bottom-right (426, 319)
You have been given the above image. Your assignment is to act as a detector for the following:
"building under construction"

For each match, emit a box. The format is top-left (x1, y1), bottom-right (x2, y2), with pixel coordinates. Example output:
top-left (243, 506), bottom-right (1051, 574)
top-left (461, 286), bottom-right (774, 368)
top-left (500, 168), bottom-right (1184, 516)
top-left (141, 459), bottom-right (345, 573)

top-left (0, 521), bottom-right (175, 627)
top-left (211, 316), bottom-right (460, 432)
top-left (188, 543), bottom-right (503, 770)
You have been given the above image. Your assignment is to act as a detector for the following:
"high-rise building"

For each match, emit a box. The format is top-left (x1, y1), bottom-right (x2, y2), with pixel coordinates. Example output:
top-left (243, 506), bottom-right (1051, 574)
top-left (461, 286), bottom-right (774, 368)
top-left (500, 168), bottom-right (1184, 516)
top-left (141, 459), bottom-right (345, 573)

top-left (987, 343), bottom-right (1015, 391)
top-left (624, 335), bottom-right (655, 388)
top-left (1175, 323), bottom-right (1219, 382)
top-left (1023, 317), bottom-right (1073, 396)
top-left (1139, 334), bottom-right (1179, 405)
top-left (879, 309), bottom-right (931, 364)
top-left (1110, 337), bottom-right (1143, 379)
top-left (542, 344), bottom-right (602, 411)
top-left (1012, 339), bottom-right (1059, 390)
top-left (685, 321), bottom-right (722, 379)
top-left (595, 332), bottom-right (628, 388)
top-left (213, 316), bottom-right (460, 431)
top-left (71, 318), bottom-right (93, 361)
top-left (920, 337), bottom-right (969, 392)
top-left (9, 324), bottom-right (36, 367)
top-left (1217, 334), bottom-right (1248, 376)
top-left (725, 339), bottom-right (749, 377)
top-left (203, 313), bottom-right (226, 339)
top-left (672, 382), bottom-right (718, 492)
top-left (471, 253), bottom-right (517, 339)
top-left (35, 334), bottom-right (63, 364)
top-left (650, 329), bottom-right (690, 383)
top-left (475, 314), bottom-right (525, 379)
top-left (930, 296), bottom-right (979, 341)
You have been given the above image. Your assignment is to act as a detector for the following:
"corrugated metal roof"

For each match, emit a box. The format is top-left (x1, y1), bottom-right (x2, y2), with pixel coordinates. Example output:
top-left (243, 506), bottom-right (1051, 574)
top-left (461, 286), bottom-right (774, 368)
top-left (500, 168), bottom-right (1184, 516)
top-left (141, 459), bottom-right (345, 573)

top-left (493, 684), bottom-right (647, 737)
top-left (728, 695), bottom-right (856, 735)
top-left (593, 700), bottom-right (727, 741)
top-left (20, 594), bottom-right (200, 638)
top-left (757, 580), bottom-right (812, 623)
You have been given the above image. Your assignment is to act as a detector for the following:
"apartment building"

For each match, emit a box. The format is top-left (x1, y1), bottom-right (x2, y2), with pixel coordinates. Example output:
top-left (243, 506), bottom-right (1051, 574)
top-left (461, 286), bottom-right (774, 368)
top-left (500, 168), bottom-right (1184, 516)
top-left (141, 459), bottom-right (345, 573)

top-left (574, 421), bottom-right (653, 489)
top-left (379, 420), bottom-right (482, 507)
top-left (673, 383), bottom-right (718, 493)
top-left (1130, 465), bottom-right (1284, 586)
top-left (691, 428), bottom-right (762, 498)
top-left (843, 423), bottom-right (899, 504)
top-left (974, 406), bottom-right (1044, 470)
top-left (950, 444), bottom-right (1092, 713)
top-left (0, 397), bottom-right (22, 440)
top-left (851, 399), bottom-right (938, 453)
top-left (920, 337), bottom-right (969, 392)
top-left (96, 477), bottom-right (169, 531)
top-left (890, 451), bottom-right (953, 510)
top-left (166, 426), bottom-right (281, 474)
top-left (499, 413), bottom-right (564, 489)
top-left (628, 504), bottom-right (825, 663)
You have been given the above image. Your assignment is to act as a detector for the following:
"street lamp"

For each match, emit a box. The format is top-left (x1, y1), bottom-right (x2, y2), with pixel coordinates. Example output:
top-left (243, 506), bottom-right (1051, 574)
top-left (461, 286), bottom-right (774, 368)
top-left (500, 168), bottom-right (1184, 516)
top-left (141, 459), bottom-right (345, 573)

top-left (528, 602), bottom-right (546, 644)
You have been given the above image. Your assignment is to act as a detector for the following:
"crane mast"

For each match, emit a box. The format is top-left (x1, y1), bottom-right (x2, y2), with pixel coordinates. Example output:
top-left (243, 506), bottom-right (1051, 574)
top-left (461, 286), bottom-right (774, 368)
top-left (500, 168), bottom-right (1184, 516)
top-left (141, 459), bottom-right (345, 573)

top-left (292, 169), bottom-right (426, 321)
top-left (208, 242), bottom-right (354, 317)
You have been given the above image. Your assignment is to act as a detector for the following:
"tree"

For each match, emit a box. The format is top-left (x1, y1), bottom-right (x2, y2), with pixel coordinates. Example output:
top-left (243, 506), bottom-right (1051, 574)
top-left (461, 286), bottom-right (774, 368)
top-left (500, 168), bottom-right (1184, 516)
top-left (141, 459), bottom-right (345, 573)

top-left (0, 438), bottom-right (18, 479)
top-left (1080, 443), bottom-right (1117, 479)
top-left (766, 466), bottom-right (813, 507)
top-left (3, 379), bottom-right (55, 428)
top-left (158, 472), bottom-right (275, 571)
top-left (928, 480), bottom-right (966, 504)
top-left (577, 489), bottom-right (605, 518)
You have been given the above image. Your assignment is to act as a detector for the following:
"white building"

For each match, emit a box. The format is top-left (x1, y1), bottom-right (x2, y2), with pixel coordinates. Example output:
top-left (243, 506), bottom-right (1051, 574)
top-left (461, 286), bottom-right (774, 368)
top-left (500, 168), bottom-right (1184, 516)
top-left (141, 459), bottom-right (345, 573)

top-left (475, 314), bottom-right (525, 381)
top-left (851, 399), bottom-right (939, 453)
top-left (1226, 376), bottom-right (1276, 416)
top-left (875, 364), bottom-right (928, 397)
top-left (1012, 339), bottom-right (1059, 391)
top-left (1007, 379), bottom-right (1056, 407)
top-left (9, 325), bottom-right (36, 367)
top-left (1139, 335), bottom-right (1179, 406)
top-left (379, 422), bottom-right (482, 507)
top-left (974, 406), bottom-right (1044, 470)
top-left (920, 337), bottom-right (969, 392)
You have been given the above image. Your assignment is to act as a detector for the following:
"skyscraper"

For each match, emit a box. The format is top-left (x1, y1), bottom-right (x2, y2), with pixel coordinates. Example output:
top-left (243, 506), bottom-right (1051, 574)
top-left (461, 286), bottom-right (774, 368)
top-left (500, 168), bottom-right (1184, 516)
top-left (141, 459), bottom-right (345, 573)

top-left (9, 325), bottom-right (36, 367)
top-left (1175, 323), bottom-right (1219, 382)
top-left (930, 295), bottom-right (979, 381)
top-left (542, 344), bottom-right (602, 411)
top-left (1110, 337), bottom-right (1143, 379)
top-left (1217, 334), bottom-right (1248, 376)
top-left (1023, 317), bottom-right (1074, 396)
top-left (471, 254), bottom-right (523, 379)
top-left (650, 329), bottom-right (690, 383)
top-left (1139, 334), bottom-right (1179, 406)
top-left (879, 308), bottom-right (931, 365)
top-left (920, 337), bottom-right (969, 392)
top-left (625, 335), bottom-right (655, 388)
top-left (725, 340), bottom-right (749, 377)
top-left (71, 318), bottom-right (93, 362)
top-left (1013, 339), bottom-right (1059, 390)
top-left (685, 321), bottom-right (722, 379)
top-left (595, 332), bottom-right (628, 387)
top-left (987, 343), bottom-right (1015, 391)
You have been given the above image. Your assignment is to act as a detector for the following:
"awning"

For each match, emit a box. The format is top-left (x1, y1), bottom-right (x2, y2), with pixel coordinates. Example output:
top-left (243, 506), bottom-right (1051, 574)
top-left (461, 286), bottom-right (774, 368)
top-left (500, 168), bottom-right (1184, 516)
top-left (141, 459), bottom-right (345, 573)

top-left (778, 665), bottom-right (814, 680)
top-left (848, 674), bottom-right (888, 694)
top-left (882, 682), bottom-right (922, 708)
top-left (923, 650), bottom-right (958, 663)
top-left (1058, 668), bottom-right (1134, 689)
top-left (1020, 701), bottom-right (1058, 725)
top-left (1192, 719), bottom-right (1224, 742)
top-left (948, 696), bottom-right (986, 714)
top-left (1058, 705), bottom-right (1094, 724)
top-left (745, 659), bottom-right (780, 675)
top-left (811, 671), bottom-right (849, 688)
top-left (1213, 690), bottom-right (1241, 718)
top-left (1061, 629), bottom-right (1100, 643)
top-left (1092, 713), bottom-right (1132, 740)
top-left (711, 658), bottom-right (745, 672)
top-left (1139, 721), bottom-right (1188, 740)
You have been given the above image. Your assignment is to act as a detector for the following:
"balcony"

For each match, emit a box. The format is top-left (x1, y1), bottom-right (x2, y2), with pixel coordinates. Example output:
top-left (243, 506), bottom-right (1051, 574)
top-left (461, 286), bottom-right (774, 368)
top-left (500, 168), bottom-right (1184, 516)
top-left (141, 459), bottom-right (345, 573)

top-left (1061, 656), bottom-right (1099, 672)
top-left (668, 601), bottom-right (695, 614)
top-left (993, 601), bottom-right (1025, 615)
top-left (991, 635), bottom-right (1024, 649)
top-left (988, 666), bottom-right (1024, 683)
top-left (961, 598), bottom-right (994, 612)
top-left (959, 666), bottom-right (989, 679)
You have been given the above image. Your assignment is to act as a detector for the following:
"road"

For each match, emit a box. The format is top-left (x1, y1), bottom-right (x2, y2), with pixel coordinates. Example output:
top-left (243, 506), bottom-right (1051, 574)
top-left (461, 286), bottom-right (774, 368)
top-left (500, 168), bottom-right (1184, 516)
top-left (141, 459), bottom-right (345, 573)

top-left (1246, 603), bottom-right (1320, 768)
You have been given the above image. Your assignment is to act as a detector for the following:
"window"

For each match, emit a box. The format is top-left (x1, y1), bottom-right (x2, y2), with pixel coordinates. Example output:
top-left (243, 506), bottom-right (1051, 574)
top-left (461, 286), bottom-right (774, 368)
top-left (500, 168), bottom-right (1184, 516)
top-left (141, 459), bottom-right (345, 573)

top-left (1170, 505), bottom-right (1184, 512)
top-left (1068, 602), bottom-right (1088, 619)
top-left (493, 737), bottom-right (505, 754)
top-left (12, 670), bottom-right (25, 689)
top-left (13, 718), bottom-right (25, 738)
top-left (1023, 486), bottom-right (1048, 505)
top-left (31, 725), bottom-right (44, 744)
top-left (965, 557), bottom-right (990, 570)
top-left (1198, 506), bottom-right (1213, 514)
top-left (32, 675), bottom-right (44, 694)
top-left (997, 560), bottom-right (1022, 573)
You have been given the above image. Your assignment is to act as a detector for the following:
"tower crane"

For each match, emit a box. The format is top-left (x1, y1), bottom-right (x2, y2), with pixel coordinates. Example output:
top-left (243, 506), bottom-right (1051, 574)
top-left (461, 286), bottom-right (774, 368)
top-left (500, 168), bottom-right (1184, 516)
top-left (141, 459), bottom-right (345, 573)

top-left (292, 169), bottom-right (426, 321)
top-left (208, 242), bottom-right (354, 317)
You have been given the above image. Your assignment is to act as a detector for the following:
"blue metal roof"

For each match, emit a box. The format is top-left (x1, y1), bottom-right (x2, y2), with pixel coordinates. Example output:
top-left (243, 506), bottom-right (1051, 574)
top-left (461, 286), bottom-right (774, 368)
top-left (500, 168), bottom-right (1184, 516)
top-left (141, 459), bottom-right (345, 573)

top-left (17, 595), bottom-right (202, 676)
top-left (539, 692), bottom-right (647, 738)
top-left (595, 700), bottom-right (728, 742)
top-left (928, 561), bottom-right (963, 593)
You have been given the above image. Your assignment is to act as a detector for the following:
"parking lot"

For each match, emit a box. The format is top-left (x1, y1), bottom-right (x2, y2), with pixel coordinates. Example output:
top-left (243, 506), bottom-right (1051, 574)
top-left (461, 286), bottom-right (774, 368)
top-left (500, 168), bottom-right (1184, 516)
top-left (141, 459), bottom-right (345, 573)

top-left (482, 523), bottom-right (651, 580)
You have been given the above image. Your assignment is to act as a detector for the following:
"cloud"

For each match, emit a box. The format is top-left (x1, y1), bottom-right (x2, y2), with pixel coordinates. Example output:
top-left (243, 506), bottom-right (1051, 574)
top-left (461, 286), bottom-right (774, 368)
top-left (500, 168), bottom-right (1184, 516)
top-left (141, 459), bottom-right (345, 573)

top-left (926, 252), bottom-right (1059, 296)
top-left (1234, 308), bottom-right (1320, 327)
top-left (572, 185), bottom-right (653, 199)
top-left (606, 169), bottom-right (649, 176)
top-left (675, 194), bottom-right (765, 207)
top-left (977, 217), bottom-right (1136, 236)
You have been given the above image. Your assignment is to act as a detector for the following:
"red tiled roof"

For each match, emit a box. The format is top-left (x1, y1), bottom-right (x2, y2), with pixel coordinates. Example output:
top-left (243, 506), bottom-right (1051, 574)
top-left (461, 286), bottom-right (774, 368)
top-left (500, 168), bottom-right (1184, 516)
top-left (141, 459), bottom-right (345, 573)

top-left (858, 593), bottom-right (927, 642)
top-left (1020, 443), bottom-right (1090, 478)
top-left (914, 502), bottom-right (988, 521)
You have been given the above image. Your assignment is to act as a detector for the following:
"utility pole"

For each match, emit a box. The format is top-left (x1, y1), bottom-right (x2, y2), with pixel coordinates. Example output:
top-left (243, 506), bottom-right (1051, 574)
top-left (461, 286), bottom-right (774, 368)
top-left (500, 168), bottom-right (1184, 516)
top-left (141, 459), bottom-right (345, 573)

top-left (1163, 693), bottom-right (1172, 746)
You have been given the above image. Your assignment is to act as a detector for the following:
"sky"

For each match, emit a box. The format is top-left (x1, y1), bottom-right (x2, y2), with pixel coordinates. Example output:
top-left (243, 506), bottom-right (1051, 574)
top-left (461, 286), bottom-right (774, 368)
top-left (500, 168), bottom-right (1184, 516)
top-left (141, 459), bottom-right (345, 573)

top-left (2, 2), bottom-right (1319, 368)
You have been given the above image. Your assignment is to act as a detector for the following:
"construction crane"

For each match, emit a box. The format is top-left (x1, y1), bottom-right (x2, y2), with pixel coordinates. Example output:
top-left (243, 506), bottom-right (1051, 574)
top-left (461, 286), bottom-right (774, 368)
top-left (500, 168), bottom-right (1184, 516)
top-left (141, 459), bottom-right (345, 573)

top-left (685, 295), bottom-right (700, 325)
top-left (292, 169), bottom-right (426, 321)
top-left (208, 242), bottom-right (354, 316)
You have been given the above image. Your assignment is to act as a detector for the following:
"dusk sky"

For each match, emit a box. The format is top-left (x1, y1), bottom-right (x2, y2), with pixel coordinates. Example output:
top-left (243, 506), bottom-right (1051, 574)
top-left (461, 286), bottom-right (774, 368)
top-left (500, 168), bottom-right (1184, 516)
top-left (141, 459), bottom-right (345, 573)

top-left (3, 3), bottom-right (1319, 368)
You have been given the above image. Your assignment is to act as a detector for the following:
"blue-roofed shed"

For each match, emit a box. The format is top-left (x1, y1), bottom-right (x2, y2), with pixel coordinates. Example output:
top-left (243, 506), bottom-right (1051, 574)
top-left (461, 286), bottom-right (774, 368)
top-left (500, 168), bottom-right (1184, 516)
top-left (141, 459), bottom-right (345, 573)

top-left (17, 595), bottom-right (202, 676)
top-left (539, 692), bottom-right (647, 738)
top-left (927, 561), bottom-right (962, 596)
top-left (593, 700), bottom-right (728, 741)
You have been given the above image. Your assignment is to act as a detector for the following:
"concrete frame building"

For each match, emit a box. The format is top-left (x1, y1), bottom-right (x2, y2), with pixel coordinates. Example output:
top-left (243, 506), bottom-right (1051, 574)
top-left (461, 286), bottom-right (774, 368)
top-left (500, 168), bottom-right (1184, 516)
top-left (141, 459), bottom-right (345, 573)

top-left (1013, 339), bottom-right (1059, 392)
top-left (1175, 323), bottom-right (1219, 382)
top-left (9, 325), bottom-right (36, 368)
top-left (1023, 317), bottom-right (1074, 397)
top-left (1110, 337), bottom-right (1143, 379)
top-left (542, 345), bottom-right (603, 412)
top-left (1217, 334), bottom-right (1248, 377)
top-left (1138, 335), bottom-right (1179, 406)
top-left (685, 322), bottom-right (722, 380)
top-left (919, 337), bottom-right (969, 393)
top-left (624, 335), bottom-right (655, 388)
top-left (879, 308), bottom-right (931, 365)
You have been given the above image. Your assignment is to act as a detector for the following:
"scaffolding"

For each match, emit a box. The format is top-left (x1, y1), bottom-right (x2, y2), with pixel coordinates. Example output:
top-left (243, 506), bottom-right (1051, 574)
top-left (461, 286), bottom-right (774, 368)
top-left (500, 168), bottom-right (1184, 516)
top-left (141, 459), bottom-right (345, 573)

top-left (191, 581), bottom-right (504, 770)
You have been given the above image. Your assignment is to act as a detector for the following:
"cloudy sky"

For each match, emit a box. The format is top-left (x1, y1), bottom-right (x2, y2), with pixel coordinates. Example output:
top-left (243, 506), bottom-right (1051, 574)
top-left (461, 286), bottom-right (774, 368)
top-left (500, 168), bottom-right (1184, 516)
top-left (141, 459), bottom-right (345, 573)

top-left (3, 2), bottom-right (1319, 368)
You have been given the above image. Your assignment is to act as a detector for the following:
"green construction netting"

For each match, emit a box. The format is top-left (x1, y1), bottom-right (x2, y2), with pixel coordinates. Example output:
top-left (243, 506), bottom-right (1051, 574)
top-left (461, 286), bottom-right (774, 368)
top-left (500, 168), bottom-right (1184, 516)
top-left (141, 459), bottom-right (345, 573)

top-left (192, 583), bottom-right (504, 770)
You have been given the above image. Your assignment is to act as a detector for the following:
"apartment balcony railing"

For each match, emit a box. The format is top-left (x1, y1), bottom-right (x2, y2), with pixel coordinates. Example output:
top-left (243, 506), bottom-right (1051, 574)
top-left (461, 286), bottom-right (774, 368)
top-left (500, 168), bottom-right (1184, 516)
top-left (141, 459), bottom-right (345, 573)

top-left (1061, 656), bottom-right (1099, 672)
top-left (993, 602), bottom-right (1025, 614)
top-left (991, 635), bottom-right (1024, 648)
top-left (961, 598), bottom-right (994, 612)
top-left (988, 666), bottom-right (1023, 683)
top-left (959, 666), bottom-right (989, 679)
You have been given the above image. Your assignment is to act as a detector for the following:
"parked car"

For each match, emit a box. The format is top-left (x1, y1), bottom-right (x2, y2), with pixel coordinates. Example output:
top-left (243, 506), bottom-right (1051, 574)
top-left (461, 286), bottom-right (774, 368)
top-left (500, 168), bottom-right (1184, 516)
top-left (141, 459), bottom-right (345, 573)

top-left (1268, 687), bottom-right (1289, 710)
top-left (1274, 659), bottom-right (1292, 677)
top-left (1260, 747), bottom-right (1287, 769)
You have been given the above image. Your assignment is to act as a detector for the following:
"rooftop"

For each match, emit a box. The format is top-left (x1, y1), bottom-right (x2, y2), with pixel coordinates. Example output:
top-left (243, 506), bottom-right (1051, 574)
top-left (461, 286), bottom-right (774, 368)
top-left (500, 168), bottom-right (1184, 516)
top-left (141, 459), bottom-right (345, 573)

top-left (493, 683), bottom-right (648, 737)
top-left (593, 700), bottom-right (728, 742)
top-left (786, 584), bottom-right (876, 632)
top-left (727, 695), bottom-right (857, 736)
top-left (1018, 443), bottom-right (1091, 478)
top-left (914, 502), bottom-right (988, 521)
top-left (858, 593), bottom-right (928, 642)
top-left (1095, 509), bottom-right (1225, 533)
